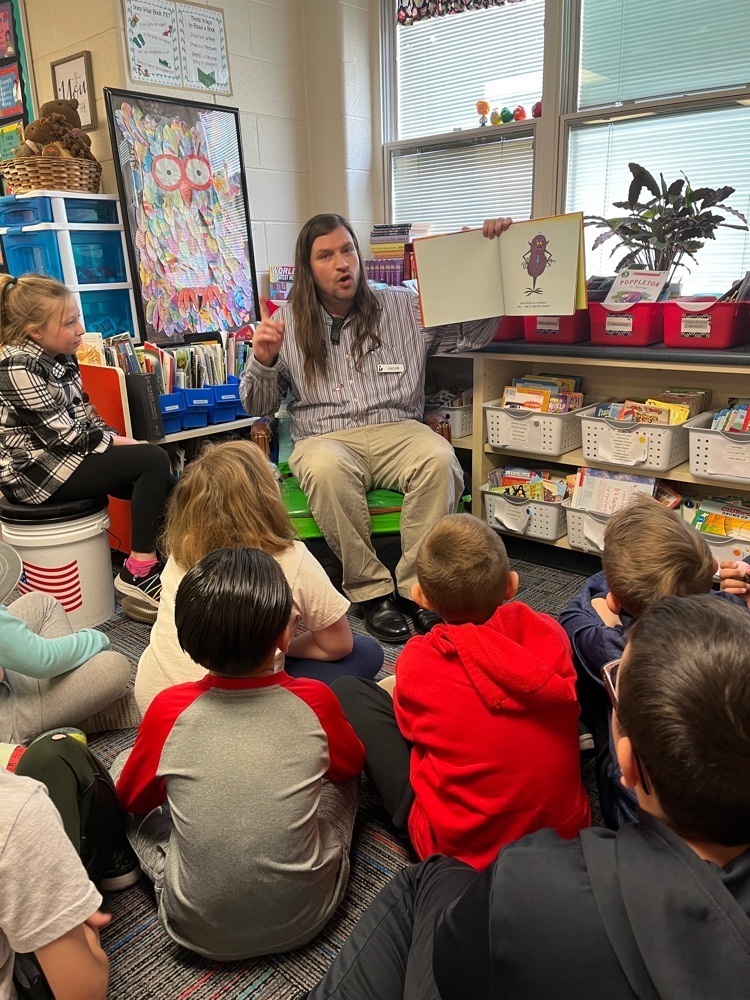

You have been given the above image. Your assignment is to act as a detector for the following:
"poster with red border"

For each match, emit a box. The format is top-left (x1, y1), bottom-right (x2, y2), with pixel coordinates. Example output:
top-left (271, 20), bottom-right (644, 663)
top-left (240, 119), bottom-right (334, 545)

top-left (0, 62), bottom-right (23, 119)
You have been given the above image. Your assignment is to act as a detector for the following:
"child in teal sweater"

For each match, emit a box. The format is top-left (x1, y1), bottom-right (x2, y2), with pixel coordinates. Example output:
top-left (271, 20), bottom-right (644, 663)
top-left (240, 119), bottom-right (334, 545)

top-left (0, 543), bottom-right (130, 743)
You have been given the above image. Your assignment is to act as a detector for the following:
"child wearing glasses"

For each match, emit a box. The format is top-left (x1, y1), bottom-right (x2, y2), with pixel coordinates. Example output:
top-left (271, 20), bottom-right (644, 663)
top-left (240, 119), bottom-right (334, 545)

top-left (559, 494), bottom-right (744, 827)
top-left (302, 595), bottom-right (750, 1000)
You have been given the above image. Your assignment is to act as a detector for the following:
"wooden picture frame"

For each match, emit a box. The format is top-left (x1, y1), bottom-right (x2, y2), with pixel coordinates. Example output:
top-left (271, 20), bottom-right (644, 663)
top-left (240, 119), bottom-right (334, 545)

top-left (50, 50), bottom-right (96, 130)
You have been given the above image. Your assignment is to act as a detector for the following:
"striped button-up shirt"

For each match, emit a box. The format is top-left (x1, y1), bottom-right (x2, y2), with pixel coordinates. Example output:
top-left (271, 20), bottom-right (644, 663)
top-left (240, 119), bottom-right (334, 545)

top-left (0, 341), bottom-right (112, 504)
top-left (240, 288), bottom-right (498, 441)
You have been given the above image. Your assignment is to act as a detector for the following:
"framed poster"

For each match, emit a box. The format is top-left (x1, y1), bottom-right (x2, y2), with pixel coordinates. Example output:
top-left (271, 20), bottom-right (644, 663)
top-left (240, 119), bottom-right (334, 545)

top-left (0, 3), bottom-right (15, 57)
top-left (0, 62), bottom-right (22, 119)
top-left (124, 0), bottom-right (181, 87)
top-left (50, 51), bottom-right (96, 130)
top-left (104, 87), bottom-right (258, 345)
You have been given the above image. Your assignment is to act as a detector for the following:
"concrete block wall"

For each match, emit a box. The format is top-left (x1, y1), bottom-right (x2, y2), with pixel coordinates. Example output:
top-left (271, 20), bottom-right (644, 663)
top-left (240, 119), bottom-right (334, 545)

top-left (23, 0), bottom-right (380, 294)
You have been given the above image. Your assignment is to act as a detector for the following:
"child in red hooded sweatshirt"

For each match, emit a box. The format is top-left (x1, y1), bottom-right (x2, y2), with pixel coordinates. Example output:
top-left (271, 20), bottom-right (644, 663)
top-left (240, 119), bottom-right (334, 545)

top-left (333, 514), bottom-right (590, 870)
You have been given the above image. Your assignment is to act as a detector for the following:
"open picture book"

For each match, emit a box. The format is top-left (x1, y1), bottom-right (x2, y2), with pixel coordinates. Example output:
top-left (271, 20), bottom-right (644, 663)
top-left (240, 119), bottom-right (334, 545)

top-left (412, 212), bottom-right (587, 327)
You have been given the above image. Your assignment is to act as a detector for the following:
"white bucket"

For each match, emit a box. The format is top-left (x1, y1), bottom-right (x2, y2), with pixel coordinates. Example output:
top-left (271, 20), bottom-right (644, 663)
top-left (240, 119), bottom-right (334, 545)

top-left (1, 509), bottom-right (114, 629)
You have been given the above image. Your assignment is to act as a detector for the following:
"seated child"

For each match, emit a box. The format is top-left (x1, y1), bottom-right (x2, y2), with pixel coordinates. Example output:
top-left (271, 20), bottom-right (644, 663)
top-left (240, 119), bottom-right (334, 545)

top-left (0, 542), bottom-right (130, 745)
top-left (303, 595), bottom-right (750, 1000)
top-left (333, 514), bottom-right (590, 871)
top-left (134, 440), bottom-right (382, 714)
top-left (2, 730), bottom-right (139, 1000)
top-left (116, 546), bottom-right (365, 961)
top-left (558, 494), bottom-right (731, 827)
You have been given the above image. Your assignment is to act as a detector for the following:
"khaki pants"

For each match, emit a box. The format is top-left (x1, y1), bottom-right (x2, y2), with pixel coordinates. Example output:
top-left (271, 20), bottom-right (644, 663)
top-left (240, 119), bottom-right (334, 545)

top-left (289, 420), bottom-right (463, 603)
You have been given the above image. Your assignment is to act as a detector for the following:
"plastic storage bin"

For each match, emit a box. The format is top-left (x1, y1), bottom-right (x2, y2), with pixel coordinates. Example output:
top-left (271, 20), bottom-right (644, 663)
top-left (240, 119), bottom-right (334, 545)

top-left (484, 398), bottom-right (583, 457)
top-left (578, 404), bottom-right (689, 473)
top-left (227, 375), bottom-right (249, 418)
top-left (1, 229), bottom-right (64, 281)
top-left (209, 382), bottom-right (242, 424)
top-left (492, 316), bottom-right (524, 342)
top-left (523, 310), bottom-right (590, 345)
top-left (563, 501), bottom-right (611, 554)
top-left (178, 388), bottom-right (211, 429)
top-left (685, 411), bottom-right (750, 484)
top-left (481, 485), bottom-right (567, 541)
top-left (0, 194), bottom-right (54, 228)
top-left (158, 392), bottom-right (185, 435)
top-left (663, 300), bottom-right (747, 350)
top-left (63, 198), bottom-right (120, 225)
top-left (694, 529), bottom-right (750, 567)
top-left (79, 289), bottom-right (135, 338)
top-left (589, 302), bottom-right (664, 346)
top-left (439, 404), bottom-right (472, 438)
top-left (69, 230), bottom-right (126, 284)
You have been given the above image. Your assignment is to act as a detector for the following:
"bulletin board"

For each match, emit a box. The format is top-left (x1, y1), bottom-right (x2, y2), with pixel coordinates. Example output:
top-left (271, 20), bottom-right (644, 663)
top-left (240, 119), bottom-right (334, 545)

top-left (0, 0), bottom-right (35, 161)
top-left (104, 87), bottom-right (258, 345)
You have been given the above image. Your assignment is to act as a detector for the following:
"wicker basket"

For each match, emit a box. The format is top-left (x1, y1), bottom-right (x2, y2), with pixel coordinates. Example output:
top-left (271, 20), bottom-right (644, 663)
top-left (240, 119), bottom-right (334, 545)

top-left (0, 156), bottom-right (101, 194)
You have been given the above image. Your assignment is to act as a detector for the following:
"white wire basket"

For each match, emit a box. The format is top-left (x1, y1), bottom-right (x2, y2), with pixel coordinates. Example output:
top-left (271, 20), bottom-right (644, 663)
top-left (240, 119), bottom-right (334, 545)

top-left (481, 485), bottom-right (567, 541)
top-left (578, 404), bottom-right (689, 473)
top-left (484, 399), bottom-right (582, 457)
top-left (685, 411), bottom-right (750, 484)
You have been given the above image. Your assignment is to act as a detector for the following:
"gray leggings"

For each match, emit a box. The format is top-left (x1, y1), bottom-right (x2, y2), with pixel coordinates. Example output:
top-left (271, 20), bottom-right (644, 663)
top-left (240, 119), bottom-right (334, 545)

top-left (0, 592), bottom-right (131, 744)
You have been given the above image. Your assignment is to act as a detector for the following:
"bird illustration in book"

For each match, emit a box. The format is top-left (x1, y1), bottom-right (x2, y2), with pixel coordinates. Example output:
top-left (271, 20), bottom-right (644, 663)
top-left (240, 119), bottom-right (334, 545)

top-left (522, 233), bottom-right (555, 296)
top-left (115, 102), bottom-right (254, 338)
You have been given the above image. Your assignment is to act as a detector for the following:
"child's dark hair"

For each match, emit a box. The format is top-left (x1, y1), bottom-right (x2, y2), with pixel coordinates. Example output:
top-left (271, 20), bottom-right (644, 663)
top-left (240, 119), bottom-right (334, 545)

top-left (175, 546), bottom-right (292, 676)
top-left (416, 514), bottom-right (509, 624)
top-left (618, 594), bottom-right (750, 846)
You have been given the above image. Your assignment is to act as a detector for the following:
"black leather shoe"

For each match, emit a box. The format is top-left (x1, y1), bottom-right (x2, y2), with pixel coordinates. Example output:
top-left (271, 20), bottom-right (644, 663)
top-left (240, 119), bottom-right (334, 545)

top-left (395, 596), bottom-right (443, 635)
top-left (359, 595), bottom-right (411, 644)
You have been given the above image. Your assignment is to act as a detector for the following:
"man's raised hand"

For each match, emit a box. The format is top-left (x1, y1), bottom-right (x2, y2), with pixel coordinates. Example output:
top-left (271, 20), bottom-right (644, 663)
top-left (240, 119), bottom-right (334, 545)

top-left (252, 296), bottom-right (285, 367)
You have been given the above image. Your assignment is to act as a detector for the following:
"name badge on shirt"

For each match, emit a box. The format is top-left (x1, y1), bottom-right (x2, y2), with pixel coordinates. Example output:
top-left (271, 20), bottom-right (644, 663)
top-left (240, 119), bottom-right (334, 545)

top-left (377, 363), bottom-right (405, 373)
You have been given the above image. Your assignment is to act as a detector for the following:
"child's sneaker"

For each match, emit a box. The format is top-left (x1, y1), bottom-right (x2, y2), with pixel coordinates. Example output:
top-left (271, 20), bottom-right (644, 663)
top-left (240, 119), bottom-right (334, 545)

top-left (98, 846), bottom-right (142, 892)
top-left (115, 563), bottom-right (163, 608)
top-left (120, 596), bottom-right (158, 625)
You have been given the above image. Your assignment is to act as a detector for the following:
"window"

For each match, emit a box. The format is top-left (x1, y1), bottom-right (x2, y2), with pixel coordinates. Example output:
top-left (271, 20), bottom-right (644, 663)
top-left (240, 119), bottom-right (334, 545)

top-left (565, 0), bottom-right (750, 292)
top-left (384, 0), bottom-right (544, 228)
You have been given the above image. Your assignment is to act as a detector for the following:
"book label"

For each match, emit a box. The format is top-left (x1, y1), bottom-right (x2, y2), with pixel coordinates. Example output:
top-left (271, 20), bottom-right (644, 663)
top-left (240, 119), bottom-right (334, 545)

top-left (537, 316), bottom-right (560, 333)
top-left (502, 414), bottom-right (542, 451)
top-left (605, 314), bottom-right (633, 335)
top-left (583, 514), bottom-right (607, 550)
top-left (680, 314), bottom-right (711, 338)
top-left (597, 429), bottom-right (649, 466)
top-left (492, 496), bottom-right (532, 533)
top-left (707, 440), bottom-right (750, 477)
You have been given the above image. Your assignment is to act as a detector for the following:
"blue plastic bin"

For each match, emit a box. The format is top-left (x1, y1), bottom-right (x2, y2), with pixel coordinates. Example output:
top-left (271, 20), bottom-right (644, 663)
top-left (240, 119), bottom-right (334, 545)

top-left (209, 382), bottom-right (241, 424)
top-left (70, 230), bottom-right (126, 284)
top-left (80, 290), bottom-right (134, 338)
top-left (0, 195), bottom-right (53, 229)
top-left (1, 229), bottom-right (64, 281)
top-left (158, 392), bottom-right (185, 435)
top-left (227, 375), bottom-right (249, 418)
top-left (179, 388), bottom-right (211, 429)
top-left (64, 199), bottom-right (119, 225)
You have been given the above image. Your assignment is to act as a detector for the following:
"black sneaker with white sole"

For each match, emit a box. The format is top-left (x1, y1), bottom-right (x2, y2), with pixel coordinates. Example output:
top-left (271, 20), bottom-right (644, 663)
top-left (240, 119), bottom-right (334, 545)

top-left (98, 846), bottom-right (142, 892)
top-left (115, 563), bottom-right (163, 608)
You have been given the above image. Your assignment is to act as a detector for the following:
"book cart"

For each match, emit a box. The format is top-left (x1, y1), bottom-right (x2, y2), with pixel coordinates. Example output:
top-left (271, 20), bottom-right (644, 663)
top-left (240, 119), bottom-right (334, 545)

top-left (433, 343), bottom-right (750, 561)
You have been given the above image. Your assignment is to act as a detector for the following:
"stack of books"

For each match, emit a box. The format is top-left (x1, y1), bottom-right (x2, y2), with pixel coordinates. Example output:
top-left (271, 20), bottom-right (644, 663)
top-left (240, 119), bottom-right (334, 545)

top-left (570, 468), bottom-right (656, 515)
top-left (711, 398), bottom-right (750, 433)
top-left (487, 464), bottom-right (570, 503)
top-left (499, 373), bottom-right (584, 414)
top-left (364, 222), bottom-right (431, 287)
top-left (594, 387), bottom-right (710, 425)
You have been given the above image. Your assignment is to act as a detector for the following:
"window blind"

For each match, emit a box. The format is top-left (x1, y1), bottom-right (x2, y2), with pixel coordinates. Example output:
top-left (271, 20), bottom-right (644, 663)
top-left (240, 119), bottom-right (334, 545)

top-left (391, 132), bottom-right (533, 231)
top-left (579, 0), bottom-right (750, 110)
top-left (396, 0), bottom-right (544, 140)
top-left (566, 106), bottom-right (750, 294)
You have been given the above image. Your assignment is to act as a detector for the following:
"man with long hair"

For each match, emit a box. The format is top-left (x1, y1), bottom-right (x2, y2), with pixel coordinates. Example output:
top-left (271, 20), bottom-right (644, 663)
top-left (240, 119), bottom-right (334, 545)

top-left (241, 213), bottom-right (511, 643)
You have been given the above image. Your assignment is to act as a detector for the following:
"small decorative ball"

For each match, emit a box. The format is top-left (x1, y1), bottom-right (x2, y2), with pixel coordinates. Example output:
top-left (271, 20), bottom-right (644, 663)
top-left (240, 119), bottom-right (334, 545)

top-left (513, 105), bottom-right (527, 121)
top-left (500, 107), bottom-right (514, 123)
top-left (531, 101), bottom-right (542, 118)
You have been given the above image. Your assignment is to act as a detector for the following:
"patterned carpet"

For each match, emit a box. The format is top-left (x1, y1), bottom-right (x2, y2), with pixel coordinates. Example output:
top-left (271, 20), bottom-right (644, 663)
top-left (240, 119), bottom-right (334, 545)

top-left (84, 550), bottom-right (594, 999)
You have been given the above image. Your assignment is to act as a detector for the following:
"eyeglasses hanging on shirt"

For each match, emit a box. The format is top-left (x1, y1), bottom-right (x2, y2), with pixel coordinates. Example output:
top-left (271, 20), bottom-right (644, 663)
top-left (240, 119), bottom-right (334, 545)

top-left (330, 318), bottom-right (343, 345)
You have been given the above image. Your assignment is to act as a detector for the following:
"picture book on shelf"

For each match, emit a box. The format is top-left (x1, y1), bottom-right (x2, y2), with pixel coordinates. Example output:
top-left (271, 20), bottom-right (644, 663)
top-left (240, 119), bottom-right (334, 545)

top-left (571, 467), bottom-right (655, 515)
top-left (411, 212), bottom-right (587, 327)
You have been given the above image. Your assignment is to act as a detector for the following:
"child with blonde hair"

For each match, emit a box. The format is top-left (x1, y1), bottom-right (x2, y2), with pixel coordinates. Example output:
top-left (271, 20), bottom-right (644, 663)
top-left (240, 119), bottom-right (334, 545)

top-left (559, 493), bottom-right (741, 826)
top-left (0, 274), bottom-right (173, 612)
top-left (134, 439), bottom-right (382, 712)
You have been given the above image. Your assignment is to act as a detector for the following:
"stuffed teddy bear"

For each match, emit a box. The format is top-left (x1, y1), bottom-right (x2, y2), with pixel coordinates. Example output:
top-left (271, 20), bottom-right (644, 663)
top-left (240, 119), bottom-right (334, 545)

top-left (39, 98), bottom-right (92, 149)
top-left (23, 114), bottom-right (96, 160)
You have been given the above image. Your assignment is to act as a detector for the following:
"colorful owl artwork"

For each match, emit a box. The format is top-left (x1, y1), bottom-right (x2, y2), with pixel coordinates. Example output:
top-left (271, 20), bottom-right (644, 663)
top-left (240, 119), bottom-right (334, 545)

top-left (115, 102), bottom-right (254, 339)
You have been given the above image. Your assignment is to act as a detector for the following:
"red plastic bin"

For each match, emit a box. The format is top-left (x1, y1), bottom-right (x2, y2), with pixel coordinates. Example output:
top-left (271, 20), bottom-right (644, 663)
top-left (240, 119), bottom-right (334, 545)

top-left (493, 316), bottom-right (524, 341)
top-left (589, 302), bottom-right (664, 346)
top-left (523, 310), bottom-right (590, 344)
top-left (663, 300), bottom-right (748, 350)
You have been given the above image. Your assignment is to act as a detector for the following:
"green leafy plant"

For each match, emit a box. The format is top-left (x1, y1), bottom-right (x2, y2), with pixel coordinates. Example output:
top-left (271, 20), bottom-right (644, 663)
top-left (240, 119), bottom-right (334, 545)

top-left (586, 162), bottom-right (749, 279)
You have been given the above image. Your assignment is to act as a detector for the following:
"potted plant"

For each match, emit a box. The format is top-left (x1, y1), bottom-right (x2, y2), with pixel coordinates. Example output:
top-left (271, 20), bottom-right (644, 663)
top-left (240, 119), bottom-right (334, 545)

top-left (585, 162), bottom-right (749, 346)
top-left (586, 161), bottom-right (748, 281)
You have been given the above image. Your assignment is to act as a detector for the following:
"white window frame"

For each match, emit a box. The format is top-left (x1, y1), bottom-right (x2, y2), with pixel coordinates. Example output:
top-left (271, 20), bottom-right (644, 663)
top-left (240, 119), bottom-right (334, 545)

top-left (380, 0), bottom-right (750, 230)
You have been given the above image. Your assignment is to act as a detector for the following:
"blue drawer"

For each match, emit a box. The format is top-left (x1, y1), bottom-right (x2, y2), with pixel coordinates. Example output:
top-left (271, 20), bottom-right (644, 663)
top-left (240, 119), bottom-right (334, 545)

top-left (0, 195), bottom-right (53, 229)
top-left (158, 392), bottom-right (185, 435)
top-left (1, 229), bottom-right (64, 281)
top-left (179, 388), bottom-right (210, 429)
top-left (63, 198), bottom-right (119, 225)
top-left (70, 230), bottom-right (126, 284)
